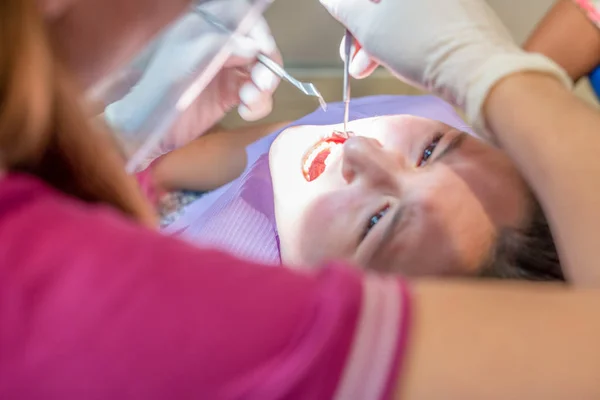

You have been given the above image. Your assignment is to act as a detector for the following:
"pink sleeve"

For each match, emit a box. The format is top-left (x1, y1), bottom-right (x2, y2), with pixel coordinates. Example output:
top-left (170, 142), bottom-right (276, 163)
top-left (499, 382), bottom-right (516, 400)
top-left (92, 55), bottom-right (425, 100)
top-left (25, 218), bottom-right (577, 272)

top-left (134, 164), bottom-right (163, 206)
top-left (0, 182), bottom-right (411, 400)
top-left (573, 0), bottom-right (600, 28)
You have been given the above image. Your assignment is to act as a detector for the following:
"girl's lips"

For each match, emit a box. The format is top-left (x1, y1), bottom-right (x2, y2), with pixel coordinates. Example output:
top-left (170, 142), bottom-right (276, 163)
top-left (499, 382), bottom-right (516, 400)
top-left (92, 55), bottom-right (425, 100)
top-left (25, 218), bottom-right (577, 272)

top-left (302, 131), bottom-right (349, 182)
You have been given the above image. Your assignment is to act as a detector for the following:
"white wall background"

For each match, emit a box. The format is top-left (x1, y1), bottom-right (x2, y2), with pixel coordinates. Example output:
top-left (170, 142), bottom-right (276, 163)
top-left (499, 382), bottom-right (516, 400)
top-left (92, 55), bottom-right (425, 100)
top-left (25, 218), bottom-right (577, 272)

top-left (264, 0), bottom-right (556, 67)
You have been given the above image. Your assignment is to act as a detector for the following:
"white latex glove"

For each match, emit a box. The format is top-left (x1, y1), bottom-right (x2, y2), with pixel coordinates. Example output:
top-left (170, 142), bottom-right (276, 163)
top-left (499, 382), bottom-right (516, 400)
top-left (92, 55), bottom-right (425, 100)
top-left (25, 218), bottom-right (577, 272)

top-left (321, 0), bottom-right (573, 140)
top-left (105, 3), bottom-right (280, 167)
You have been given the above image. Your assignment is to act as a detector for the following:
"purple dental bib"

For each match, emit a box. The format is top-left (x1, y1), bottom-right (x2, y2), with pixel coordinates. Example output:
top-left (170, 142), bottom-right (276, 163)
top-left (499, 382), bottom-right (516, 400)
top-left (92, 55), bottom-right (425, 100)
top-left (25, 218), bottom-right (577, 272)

top-left (162, 95), bottom-right (473, 265)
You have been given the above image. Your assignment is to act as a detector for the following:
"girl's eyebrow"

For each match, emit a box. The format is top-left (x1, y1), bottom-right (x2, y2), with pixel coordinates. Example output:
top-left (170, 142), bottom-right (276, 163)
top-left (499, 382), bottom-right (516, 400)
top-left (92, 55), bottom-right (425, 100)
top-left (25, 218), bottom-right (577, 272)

top-left (435, 132), bottom-right (467, 162)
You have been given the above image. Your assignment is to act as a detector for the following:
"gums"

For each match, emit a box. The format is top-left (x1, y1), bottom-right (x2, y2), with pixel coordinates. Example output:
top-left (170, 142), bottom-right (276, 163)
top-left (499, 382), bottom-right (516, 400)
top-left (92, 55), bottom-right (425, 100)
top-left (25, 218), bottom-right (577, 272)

top-left (302, 131), bottom-right (349, 182)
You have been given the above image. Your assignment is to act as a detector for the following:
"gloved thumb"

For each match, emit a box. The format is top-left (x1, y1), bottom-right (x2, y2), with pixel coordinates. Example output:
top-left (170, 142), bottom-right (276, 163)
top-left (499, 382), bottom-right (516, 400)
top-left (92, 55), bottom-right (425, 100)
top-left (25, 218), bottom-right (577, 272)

top-left (338, 35), bottom-right (379, 79)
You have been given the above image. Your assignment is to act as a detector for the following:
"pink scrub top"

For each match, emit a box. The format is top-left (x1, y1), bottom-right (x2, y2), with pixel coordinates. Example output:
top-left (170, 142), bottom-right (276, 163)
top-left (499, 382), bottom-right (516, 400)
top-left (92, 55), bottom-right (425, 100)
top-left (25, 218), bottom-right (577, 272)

top-left (0, 173), bottom-right (411, 399)
top-left (573, 0), bottom-right (600, 26)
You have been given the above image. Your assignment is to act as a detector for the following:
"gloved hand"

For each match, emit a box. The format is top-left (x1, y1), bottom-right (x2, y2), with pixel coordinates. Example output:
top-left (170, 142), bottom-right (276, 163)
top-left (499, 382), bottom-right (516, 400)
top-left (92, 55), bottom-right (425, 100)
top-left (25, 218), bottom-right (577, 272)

top-left (321, 0), bottom-right (573, 140)
top-left (104, 3), bottom-right (280, 168)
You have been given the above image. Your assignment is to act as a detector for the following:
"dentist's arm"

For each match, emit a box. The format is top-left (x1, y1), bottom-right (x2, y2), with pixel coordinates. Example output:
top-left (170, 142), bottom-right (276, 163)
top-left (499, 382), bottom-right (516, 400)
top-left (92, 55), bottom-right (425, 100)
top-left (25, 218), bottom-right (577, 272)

top-left (484, 72), bottom-right (600, 286)
top-left (397, 280), bottom-right (600, 399)
top-left (524, 0), bottom-right (600, 81)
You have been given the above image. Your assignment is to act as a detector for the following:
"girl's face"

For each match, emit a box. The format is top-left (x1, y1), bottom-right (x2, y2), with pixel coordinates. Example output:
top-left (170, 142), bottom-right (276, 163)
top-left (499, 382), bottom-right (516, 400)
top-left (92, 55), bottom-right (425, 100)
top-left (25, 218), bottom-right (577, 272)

top-left (269, 115), bottom-right (530, 276)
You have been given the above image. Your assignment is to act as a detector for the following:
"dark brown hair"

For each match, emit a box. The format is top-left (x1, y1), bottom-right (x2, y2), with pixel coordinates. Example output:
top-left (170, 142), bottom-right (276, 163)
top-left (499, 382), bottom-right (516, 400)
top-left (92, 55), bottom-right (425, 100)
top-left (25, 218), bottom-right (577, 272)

top-left (482, 199), bottom-right (564, 282)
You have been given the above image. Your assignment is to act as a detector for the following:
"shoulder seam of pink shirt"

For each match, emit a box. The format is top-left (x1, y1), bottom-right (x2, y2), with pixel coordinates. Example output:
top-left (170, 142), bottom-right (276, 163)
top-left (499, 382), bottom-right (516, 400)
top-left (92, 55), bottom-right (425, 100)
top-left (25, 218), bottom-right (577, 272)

top-left (334, 275), bottom-right (411, 400)
top-left (573, 0), bottom-right (600, 28)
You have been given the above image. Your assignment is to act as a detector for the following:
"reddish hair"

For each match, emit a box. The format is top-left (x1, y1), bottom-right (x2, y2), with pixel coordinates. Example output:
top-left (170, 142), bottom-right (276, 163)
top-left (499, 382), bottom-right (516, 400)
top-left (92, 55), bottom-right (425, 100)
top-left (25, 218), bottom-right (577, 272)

top-left (0, 0), bottom-right (156, 226)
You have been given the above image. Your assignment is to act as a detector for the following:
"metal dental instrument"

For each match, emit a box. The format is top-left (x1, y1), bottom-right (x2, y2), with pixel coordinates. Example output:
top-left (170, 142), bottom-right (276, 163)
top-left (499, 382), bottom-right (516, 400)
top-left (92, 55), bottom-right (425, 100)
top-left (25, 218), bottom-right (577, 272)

top-left (342, 29), bottom-right (353, 137)
top-left (197, 9), bottom-right (327, 111)
top-left (255, 54), bottom-right (327, 111)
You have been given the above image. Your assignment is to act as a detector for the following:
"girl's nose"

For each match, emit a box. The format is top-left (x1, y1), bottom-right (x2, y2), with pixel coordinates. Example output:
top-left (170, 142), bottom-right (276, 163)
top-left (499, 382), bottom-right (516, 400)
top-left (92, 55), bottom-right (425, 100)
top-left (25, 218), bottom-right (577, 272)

top-left (341, 136), bottom-right (404, 187)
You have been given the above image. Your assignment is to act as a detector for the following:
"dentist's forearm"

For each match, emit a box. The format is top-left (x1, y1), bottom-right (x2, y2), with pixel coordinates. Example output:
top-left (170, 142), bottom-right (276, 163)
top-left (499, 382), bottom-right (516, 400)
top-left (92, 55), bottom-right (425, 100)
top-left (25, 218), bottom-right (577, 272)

top-left (523, 0), bottom-right (600, 82)
top-left (484, 72), bottom-right (600, 286)
top-left (396, 280), bottom-right (600, 399)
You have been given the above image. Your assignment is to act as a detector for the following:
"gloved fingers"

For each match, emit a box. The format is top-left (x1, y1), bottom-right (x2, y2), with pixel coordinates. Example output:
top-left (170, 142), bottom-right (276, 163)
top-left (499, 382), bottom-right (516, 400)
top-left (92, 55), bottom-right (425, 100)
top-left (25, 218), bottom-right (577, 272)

top-left (226, 53), bottom-right (279, 122)
top-left (234, 21), bottom-right (280, 122)
top-left (238, 84), bottom-right (273, 121)
top-left (238, 99), bottom-right (273, 121)
top-left (338, 35), bottom-right (379, 79)
top-left (351, 48), bottom-right (379, 79)
top-left (243, 55), bottom-right (280, 120)
top-left (224, 16), bottom-right (279, 66)
top-left (246, 17), bottom-right (278, 56)
top-left (319, 0), bottom-right (350, 21)
top-left (219, 66), bottom-right (252, 107)
top-left (224, 36), bottom-right (262, 66)
top-left (219, 15), bottom-right (281, 111)
top-left (250, 60), bottom-right (280, 93)
top-left (319, 0), bottom-right (366, 34)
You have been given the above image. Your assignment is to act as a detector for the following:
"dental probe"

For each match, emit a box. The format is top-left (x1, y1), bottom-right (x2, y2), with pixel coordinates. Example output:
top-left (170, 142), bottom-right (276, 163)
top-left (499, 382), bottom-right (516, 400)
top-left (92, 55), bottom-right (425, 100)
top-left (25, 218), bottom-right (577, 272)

top-left (255, 54), bottom-right (327, 111)
top-left (342, 29), bottom-right (353, 137)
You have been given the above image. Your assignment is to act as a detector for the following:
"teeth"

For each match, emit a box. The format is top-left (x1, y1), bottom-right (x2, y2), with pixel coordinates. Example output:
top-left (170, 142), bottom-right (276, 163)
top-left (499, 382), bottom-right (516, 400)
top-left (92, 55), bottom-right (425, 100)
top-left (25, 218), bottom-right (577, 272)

top-left (324, 144), bottom-right (343, 168)
top-left (304, 142), bottom-right (331, 169)
top-left (302, 142), bottom-right (342, 175)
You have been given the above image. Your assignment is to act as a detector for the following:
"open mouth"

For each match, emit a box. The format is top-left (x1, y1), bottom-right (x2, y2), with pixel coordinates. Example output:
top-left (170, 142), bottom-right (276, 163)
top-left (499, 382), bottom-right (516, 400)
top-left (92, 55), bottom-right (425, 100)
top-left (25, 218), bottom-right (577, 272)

top-left (302, 131), bottom-right (349, 182)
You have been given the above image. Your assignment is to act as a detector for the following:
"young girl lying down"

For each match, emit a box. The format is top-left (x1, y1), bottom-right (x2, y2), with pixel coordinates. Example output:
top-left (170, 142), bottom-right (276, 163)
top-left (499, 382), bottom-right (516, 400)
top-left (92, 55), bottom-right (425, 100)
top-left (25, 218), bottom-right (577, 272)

top-left (147, 95), bottom-right (563, 281)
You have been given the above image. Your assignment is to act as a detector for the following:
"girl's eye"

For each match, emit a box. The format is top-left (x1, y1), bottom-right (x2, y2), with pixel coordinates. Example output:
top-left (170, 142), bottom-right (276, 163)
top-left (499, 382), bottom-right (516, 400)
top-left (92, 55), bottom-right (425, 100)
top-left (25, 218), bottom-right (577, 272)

top-left (363, 205), bottom-right (390, 240)
top-left (417, 134), bottom-right (443, 167)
